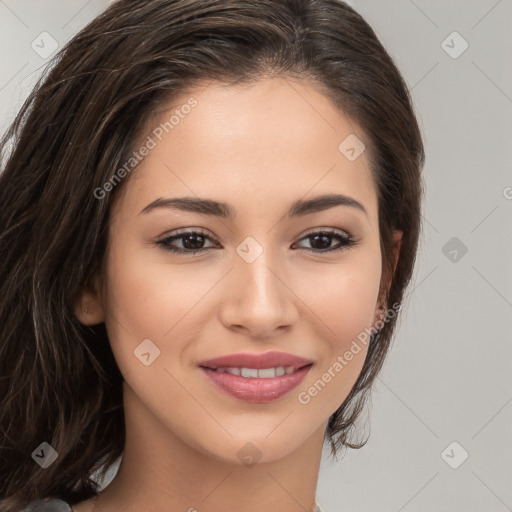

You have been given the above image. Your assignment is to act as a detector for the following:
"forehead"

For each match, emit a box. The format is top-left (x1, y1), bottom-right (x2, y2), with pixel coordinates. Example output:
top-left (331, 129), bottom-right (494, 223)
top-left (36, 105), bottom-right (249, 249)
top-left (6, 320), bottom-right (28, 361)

top-left (116, 77), bottom-right (378, 222)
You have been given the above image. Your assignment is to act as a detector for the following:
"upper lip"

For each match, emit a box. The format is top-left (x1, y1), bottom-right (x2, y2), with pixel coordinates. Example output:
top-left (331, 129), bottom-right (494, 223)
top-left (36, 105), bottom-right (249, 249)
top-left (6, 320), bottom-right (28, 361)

top-left (198, 350), bottom-right (314, 370)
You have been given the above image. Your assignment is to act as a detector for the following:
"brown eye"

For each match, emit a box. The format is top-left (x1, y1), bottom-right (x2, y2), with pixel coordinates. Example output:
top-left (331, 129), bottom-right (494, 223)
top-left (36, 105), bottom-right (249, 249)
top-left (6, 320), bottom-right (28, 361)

top-left (293, 229), bottom-right (356, 253)
top-left (157, 229), bottom-right (219, 254)
top-left (156, 228), bottom-right (357, 256)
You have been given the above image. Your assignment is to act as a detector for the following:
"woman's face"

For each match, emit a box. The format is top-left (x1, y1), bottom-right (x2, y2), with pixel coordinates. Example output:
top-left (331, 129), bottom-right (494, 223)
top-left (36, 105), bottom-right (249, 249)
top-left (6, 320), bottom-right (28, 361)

top-left (87, 77), bottom-right (390, 464)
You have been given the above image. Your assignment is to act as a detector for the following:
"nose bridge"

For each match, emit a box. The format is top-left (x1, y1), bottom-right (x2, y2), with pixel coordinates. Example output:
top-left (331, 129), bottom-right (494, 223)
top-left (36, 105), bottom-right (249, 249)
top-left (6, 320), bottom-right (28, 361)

top-left (220, 233), bottom-right (297, 334)
top-left (234, 233), bottom-right (284, 305)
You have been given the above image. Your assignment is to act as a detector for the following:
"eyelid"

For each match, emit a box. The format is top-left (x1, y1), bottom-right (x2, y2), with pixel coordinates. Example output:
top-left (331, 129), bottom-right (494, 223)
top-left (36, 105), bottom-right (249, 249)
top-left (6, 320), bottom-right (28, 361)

top-left (160, 226), bottom-right (353, 241)
top-left (299, 226), bottom-right (352, 239)
top-left (166, 226), bottom-right (214, 238)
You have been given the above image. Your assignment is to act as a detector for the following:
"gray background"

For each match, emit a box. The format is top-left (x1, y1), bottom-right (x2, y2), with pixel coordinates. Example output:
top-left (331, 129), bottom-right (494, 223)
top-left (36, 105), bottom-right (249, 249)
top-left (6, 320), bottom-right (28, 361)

top-left (1, 1), bottom-right (511, 511)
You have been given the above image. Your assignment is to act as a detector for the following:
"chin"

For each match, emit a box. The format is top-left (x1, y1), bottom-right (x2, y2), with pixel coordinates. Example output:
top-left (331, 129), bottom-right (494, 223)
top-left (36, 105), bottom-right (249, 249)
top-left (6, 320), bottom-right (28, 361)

top-left (203, 431), bottom-right (309, 467)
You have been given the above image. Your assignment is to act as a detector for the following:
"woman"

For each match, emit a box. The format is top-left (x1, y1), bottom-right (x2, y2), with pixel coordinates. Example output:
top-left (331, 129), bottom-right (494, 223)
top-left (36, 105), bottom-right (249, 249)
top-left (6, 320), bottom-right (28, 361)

top-left (0, 0), bottom-right (424, 511)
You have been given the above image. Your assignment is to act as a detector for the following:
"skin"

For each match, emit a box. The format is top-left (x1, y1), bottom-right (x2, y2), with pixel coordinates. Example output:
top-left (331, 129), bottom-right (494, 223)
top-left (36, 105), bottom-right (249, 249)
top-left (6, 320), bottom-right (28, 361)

top-left (74, 77), bottom-right (401, 512)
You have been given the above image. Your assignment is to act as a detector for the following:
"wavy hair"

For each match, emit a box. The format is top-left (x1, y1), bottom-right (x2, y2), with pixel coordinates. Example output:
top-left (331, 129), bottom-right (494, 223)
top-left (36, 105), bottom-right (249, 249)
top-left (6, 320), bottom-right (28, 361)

top-left (0, 0), bottom-right (424, 509)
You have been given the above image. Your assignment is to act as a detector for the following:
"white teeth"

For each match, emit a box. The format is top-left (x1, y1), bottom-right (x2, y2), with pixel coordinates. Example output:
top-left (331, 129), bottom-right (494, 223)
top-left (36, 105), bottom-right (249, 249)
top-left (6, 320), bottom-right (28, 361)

top-left (258, 368), bottom-right (277, 378)
top-left (213, 366), bottom-right (297, 378)
top-left (241, 368), bottom-right (259, 378)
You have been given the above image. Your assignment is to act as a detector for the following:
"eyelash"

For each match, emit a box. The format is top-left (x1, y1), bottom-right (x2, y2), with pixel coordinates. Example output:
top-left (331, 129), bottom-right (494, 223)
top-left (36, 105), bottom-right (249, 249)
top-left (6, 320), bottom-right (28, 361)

top-left (156, 228), bottom-right (357, 255)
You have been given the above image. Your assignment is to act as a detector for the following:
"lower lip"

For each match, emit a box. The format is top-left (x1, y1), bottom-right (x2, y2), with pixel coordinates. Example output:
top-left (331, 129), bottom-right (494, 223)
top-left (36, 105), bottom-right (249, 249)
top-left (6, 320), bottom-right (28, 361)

top-left (200, 365), bottom-right (312, 403)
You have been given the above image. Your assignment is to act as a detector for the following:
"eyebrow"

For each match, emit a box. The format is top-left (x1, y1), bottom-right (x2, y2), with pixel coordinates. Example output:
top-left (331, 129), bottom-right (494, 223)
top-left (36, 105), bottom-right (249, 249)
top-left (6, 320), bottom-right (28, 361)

top-left (139, 193), bottom-right (368, 219)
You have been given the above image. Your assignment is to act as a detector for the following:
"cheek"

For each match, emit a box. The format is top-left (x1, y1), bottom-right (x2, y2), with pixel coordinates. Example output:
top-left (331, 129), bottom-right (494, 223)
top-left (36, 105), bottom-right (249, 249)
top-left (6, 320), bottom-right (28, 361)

top-left (296, 251), bottom-right (381, 408)
top-left (105, 230), bottom-right (199, 326)
top-left (298, 250), bottom-right (382, 346)
top-left (100, 237), bottom-right (189, 373)
top-left (328, 268), bottom-right (380, 342)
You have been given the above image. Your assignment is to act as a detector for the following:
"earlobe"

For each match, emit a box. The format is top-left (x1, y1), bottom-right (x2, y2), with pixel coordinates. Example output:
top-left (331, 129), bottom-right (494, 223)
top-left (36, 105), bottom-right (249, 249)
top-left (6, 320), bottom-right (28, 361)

top-left (74, 283), bottom-right (105, 326)
top-left (370, 303), bottom-right (386, 333)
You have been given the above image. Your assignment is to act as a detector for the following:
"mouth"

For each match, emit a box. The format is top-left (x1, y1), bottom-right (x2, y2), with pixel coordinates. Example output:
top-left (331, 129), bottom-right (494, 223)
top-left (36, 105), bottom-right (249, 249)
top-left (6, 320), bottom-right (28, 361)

top-left (199, 357), bottom-right (314, 403)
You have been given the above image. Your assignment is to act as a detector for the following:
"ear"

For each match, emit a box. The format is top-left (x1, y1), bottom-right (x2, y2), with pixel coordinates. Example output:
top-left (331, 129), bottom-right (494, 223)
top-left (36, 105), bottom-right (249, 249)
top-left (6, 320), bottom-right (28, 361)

top-left (74, 277), bottom-right (106, 326)
top-left (392, 229), bottom-right (402, 274)
top-left (371, 229), bottom-right (403, 330)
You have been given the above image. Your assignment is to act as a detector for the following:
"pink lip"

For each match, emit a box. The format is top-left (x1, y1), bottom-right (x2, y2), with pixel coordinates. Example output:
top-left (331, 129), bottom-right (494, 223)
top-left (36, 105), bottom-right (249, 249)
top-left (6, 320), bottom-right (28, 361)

top-left (198, 350), bottom-right (313, 370)
top-left (200, 365), bottom-right (312, 403)
top-left (198, 350), bottom-right (314, 403)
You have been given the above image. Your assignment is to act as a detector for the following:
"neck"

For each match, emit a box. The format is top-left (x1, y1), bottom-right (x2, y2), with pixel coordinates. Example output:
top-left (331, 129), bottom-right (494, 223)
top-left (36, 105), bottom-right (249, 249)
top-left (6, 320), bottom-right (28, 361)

top-left (86, 383), bottom-right (325, 512)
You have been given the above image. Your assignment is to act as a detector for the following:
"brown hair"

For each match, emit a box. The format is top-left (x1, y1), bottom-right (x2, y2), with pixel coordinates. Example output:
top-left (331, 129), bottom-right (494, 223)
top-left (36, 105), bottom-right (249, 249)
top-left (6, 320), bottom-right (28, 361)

top-left (0, 0), bottom-right (424, 508)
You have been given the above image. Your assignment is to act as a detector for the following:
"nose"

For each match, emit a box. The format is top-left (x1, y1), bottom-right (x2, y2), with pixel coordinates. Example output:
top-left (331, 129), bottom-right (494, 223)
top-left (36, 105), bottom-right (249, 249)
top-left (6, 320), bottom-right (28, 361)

top-left (218, 244), bottom-right (299, 339)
